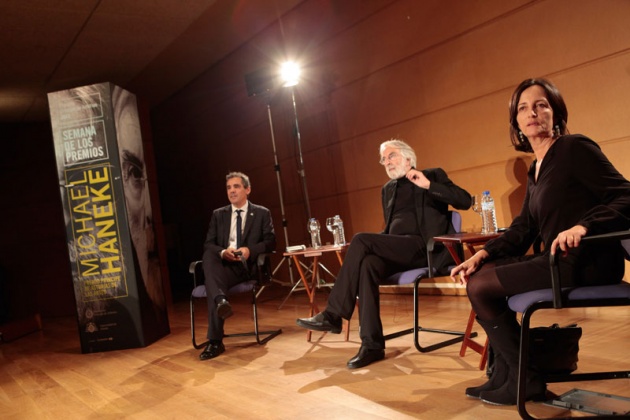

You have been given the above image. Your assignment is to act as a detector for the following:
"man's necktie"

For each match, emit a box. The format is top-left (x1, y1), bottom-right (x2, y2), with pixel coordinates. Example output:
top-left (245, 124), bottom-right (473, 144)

top-left (235, 209), bottom-right (243, 248)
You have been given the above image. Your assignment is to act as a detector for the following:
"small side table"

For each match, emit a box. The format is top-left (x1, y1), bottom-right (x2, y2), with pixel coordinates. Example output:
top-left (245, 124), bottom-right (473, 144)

top-left (283, 244), bottom-right (348, 341)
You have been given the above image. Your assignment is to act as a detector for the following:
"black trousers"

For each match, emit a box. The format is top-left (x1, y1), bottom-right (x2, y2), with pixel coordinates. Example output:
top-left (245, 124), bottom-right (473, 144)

top-left (203, 253), bottom-right (249, 340)
top-left (325, 233), bottom-right (426, 349)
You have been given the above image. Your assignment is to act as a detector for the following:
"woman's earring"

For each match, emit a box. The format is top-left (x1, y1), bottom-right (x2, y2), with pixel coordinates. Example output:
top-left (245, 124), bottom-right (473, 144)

top-left (518, 131), bottom-right (525, 142)
top-left (554, 125), bottom-right (561, 137)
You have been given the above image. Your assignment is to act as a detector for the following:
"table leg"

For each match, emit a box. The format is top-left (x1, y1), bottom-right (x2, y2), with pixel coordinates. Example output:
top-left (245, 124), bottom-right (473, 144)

top-left (444, 241), bottom-right (490, 370)
top-left (292, 255), bottom-right (314, 306)
top-left (292, 249), bottom-right (350, 342)
top-left (459, 309), bottom-right (489, 370)
top-left (443, 243), bottom-right (462, 265)
top-left (292, 255), bottom-right (318, 342)
top-left (465, 243), bottom-right (478, 257)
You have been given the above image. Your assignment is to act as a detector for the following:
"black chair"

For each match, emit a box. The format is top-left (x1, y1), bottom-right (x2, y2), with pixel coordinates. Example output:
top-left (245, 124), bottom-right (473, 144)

top-left (507, 230), bottom-right (630, 419)
top-left (380, 211), bottom-right (477, 352)
top-left (189, 254), bottom-right (282, 349)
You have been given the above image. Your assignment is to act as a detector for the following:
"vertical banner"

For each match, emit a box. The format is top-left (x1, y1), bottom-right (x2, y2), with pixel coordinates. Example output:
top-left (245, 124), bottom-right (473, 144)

top-left (48, 83), bottom-right (169, 353)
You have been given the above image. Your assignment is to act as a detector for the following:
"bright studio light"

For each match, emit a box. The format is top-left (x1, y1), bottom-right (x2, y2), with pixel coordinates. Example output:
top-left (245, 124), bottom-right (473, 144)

top-left (280, 61), bottom-right (300, 87)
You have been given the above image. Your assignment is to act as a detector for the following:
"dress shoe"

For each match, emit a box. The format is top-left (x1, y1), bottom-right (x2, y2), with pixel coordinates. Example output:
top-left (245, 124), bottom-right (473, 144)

top-left (199, 342), bottom-right (225, 360)
top-left (347, 345), bottom-right (385, 369)
top-left (295, 311), bottom-right (342, 333)
top-left (216, 298), bottom-right (233, 320)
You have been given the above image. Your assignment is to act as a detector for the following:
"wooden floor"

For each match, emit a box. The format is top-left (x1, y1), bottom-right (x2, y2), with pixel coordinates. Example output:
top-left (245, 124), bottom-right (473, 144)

top-left (1, 283), bottom-right (629, 419)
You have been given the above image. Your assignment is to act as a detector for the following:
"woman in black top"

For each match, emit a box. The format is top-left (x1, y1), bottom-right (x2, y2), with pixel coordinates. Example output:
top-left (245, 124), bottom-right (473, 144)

top-left (451, 78), bottom-right (630, 406)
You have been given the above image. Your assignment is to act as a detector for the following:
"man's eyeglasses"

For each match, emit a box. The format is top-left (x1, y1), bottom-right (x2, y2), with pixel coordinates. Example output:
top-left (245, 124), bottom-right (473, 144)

top-left (379, 152), bottom-right (400, 165)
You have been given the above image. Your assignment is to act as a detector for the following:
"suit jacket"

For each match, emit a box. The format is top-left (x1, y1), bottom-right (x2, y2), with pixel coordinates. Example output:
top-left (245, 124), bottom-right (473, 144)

top-left (381, 167), bottom-right (471, 272)
top-left (203, 201), bottom-right (276, 272)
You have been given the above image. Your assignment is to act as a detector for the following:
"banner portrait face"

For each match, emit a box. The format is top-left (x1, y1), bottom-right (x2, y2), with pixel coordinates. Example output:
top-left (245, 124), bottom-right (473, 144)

top-left (113, 87), bottom-right (165, 311)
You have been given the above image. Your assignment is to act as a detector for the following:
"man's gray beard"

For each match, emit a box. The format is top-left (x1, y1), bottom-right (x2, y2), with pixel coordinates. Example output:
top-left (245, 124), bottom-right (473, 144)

top-left (387, 166), bottom-right (407, 180)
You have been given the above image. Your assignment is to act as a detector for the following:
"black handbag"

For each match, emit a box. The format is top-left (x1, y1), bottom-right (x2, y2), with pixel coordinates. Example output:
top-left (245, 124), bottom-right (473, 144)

top-left (530, 323), bottom-right (582, 374)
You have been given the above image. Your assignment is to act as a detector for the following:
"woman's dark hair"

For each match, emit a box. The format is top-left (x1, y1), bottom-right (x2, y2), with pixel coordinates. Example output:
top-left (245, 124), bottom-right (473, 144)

top-left (508, 78), bottom-right (569, 153)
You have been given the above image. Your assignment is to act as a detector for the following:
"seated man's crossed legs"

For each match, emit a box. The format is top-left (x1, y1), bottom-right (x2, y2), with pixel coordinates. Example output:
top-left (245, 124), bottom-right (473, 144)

top-left (296, 232), bottom-right (426, 368)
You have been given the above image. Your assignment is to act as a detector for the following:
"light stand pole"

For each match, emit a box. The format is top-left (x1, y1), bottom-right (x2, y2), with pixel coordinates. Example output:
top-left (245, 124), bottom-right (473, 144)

top-left (289, 86), bottom-right (312, 221)
top-left (274, 85), bottom-right (313, 310)
top-left (279, 61), bottom-right (312, 222)
top-left (263, 99), bottom-right (296, 288)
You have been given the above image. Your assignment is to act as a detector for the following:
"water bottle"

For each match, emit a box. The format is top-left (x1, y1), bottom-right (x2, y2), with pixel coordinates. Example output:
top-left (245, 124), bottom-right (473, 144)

top-left (308, 218), bottom-right (321, 248)
top-left (333, 215), bottom-right (345, 246)
top-left (481, 190), bottom-right (498, 234)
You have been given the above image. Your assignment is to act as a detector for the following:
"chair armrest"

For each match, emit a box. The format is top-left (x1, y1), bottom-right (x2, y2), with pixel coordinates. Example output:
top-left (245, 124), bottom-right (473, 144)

top-left (257, 252), bottom-right (271, 266)
top-left (256, 252), bottom-right (274, 285)
top-left (580, 230), bottom-right (630, 244)
top-left (549, 230), bottom-right (630, 308)
top-left (189, 260), bottom-right (202, 287)
top-left (426, 239), bottom-right (436, 278)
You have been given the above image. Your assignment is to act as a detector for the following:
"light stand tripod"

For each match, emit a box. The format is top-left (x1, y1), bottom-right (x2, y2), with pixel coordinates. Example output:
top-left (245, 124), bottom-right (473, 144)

top-left (245, 68), bottom-right (299, 300)
top-left (274, 84), bottom-right (339, 309)
top-left (246, 65), bottom-right (332, 306)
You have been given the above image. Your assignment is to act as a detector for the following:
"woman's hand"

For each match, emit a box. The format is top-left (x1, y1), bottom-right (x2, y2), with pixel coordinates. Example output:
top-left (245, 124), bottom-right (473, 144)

top-left (450, 250), bottom-right (489, 285)
top-left (550, 225), bottom-right (587, 256)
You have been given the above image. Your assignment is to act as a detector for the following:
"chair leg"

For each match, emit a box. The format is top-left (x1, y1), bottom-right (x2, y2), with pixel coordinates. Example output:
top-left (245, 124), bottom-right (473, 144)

top-left (223, 288), bottom-right (282, 344)
top-left (191, 295), bottom-right (209, 350)
top-left (251, 287), bottom-right (282, 344)
top-left (412, 276), bottom-right (477, 353)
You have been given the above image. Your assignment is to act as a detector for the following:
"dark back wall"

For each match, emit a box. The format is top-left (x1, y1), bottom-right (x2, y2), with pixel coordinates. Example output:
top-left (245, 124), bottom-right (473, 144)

top-left (0, 123), bottom-right (75, 320)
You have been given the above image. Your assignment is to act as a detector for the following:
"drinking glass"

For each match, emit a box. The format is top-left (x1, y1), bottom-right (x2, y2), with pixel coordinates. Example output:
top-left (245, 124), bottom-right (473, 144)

top-left (326, 217), bottom-right (336, 244)
top-left (308, 218), bottom-right (321, 248)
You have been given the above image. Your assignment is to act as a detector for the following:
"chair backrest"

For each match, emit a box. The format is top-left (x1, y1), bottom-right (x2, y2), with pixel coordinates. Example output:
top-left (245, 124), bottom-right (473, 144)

top-left (449, 210), bottom-right (464, 263)
top-left (451, 210), bottom-right (462, 233)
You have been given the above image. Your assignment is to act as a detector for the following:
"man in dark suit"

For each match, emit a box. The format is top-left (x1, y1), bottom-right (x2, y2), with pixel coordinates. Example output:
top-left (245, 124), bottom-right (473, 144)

top-left (200, 172), bottom-right (276, 360)
top-left (297, 139), bottom-right (471, 368)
